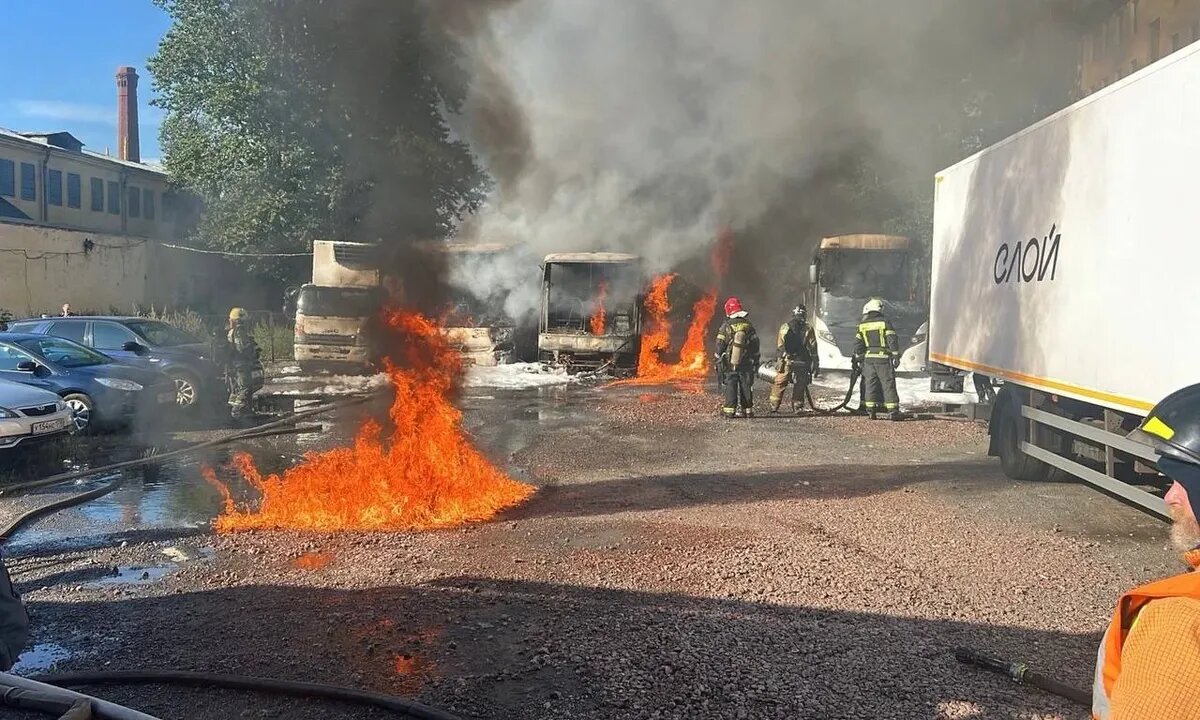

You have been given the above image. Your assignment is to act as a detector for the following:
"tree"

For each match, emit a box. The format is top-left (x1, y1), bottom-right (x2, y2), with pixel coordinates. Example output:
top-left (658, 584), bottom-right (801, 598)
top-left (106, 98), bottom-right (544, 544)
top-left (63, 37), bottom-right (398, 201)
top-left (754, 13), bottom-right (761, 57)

top-left (149, 0), bottom-right (487, 280)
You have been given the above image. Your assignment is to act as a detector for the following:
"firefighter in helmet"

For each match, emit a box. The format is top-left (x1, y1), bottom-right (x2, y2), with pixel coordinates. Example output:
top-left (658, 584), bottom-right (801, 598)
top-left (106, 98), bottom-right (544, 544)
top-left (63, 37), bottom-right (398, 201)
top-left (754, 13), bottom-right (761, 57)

top-left (714, 297), bottom-right (761, 418)
top-left (1092, 384), bottom-right (1200, 719)
top-left (769, 302), bottom-right (819, 413)
top-left (852, 298), bottom-right (902, 420)
top-left (225, 307), bottom-right (262, 419)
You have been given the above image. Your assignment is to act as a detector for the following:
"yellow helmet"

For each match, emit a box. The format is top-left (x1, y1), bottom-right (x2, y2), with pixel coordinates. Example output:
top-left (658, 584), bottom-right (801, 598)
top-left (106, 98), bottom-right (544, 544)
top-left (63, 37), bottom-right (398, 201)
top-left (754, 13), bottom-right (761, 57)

top-left (229, 307), bottom-right (248, 321)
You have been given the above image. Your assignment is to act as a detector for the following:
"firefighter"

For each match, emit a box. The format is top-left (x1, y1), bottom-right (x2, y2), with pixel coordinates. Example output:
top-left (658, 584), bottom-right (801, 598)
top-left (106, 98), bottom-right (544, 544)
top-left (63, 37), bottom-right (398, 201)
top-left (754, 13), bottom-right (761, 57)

top-left (0, 548), bottom-right (28, 671)
top-left (769, 302), bottom-right (819, 413)
top-left (714, 297), bottom-right (760, 418)
top-left (225, 307), bottom-right (262, 419)
top-left (852, 298), bottom-right (902, 420)
top-left (1093, 383), bottom-right (1200, 719)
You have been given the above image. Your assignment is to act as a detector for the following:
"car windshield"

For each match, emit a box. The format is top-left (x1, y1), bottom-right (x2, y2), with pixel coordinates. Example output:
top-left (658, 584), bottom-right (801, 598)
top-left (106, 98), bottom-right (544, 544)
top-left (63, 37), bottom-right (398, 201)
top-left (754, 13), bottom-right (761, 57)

top-left (125, 320), bottom-right (199, 347)
top-left (16, 336), bottom-right (108, 368)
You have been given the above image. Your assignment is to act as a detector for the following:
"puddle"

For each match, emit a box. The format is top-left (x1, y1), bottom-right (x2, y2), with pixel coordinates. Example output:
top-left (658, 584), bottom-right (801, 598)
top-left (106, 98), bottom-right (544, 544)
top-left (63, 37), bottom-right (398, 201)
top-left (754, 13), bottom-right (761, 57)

top-left (90, 564), bottom-right (176, 586)
top-left (11, 643), bottom-right (72, 674)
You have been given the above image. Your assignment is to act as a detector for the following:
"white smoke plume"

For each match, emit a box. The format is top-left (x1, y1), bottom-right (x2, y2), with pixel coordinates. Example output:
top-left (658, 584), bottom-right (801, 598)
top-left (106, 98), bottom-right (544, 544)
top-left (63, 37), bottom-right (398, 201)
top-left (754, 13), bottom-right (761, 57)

top-left (437, 0), bottom-right (1075, 320)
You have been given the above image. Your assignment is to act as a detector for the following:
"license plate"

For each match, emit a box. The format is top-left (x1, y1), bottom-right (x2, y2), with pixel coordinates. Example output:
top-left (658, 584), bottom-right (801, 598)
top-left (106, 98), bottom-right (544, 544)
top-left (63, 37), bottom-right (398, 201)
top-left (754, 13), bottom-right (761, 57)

top-left (31, 419), bottom-right (62, 434)
top-left (158, 392), bottom-right (176, 404)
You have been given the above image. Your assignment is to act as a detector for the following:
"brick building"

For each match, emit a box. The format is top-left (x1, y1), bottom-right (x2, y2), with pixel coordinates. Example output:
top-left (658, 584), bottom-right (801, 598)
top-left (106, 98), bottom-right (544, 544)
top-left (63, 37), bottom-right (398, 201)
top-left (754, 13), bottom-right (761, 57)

top-left (1079, 0), bottom-right (1200, 95)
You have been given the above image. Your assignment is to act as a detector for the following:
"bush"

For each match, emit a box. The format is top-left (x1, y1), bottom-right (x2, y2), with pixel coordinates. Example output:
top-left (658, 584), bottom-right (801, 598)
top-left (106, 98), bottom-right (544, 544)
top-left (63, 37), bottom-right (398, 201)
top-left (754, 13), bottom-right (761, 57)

top-left (252, 322), bottom-right (294, 362)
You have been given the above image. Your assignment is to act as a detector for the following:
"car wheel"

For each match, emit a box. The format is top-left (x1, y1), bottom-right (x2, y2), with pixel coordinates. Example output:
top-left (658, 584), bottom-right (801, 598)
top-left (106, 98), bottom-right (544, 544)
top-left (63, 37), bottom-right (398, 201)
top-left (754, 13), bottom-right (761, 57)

top-left (168, 370), bottom-right (201, 411)
top-left (62, 393), bottom-right (95, 434)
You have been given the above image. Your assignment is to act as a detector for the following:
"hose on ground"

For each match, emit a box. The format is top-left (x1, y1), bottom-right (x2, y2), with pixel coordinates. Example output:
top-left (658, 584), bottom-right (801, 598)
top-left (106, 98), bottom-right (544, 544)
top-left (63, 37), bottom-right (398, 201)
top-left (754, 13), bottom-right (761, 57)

top-left (34, 670), bottom-right (464, 720)
top-left (0, 673), bottom-right (161, 720)
top-left (0, 477), bottom-right (123, 544)
top-left (0, 394), bottom-right (377, 496)
top-left (0, 394), bottom-right (379, 545)
top-left (803, 367), bottom-right (861, 415)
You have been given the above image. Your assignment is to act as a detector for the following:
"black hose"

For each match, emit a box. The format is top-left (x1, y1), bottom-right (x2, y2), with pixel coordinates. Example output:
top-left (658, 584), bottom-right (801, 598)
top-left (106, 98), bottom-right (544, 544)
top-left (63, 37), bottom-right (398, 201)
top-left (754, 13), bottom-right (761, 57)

top-left (0, 395), bottom-right (376, 496)
top-left (0, 477), bottom-right (123, 544)
top-left (803, 368), bottom-right (861, 415)
top-left (954, 647), bottom-right (1090, 708)
top-left (34, 671), bottom-right (463, 720)
top-left (1, 684), bottom-right (82, 716)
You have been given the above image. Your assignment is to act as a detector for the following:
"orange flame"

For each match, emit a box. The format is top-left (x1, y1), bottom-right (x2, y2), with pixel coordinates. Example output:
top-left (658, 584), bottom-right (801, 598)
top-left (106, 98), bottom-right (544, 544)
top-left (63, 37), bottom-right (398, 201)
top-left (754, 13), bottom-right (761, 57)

top-left (292, 552), bottom-right (332, 570)
top-left (204, 308), bottom-right (534, 533)
top-left (590, 281), bottom-right (608, 335)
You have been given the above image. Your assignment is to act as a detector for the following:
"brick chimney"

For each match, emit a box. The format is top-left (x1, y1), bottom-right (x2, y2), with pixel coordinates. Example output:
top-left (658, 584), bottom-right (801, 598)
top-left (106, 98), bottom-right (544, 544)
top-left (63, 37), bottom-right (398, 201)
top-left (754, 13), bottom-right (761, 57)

top-left (116, 66), bottom-right (140, 163)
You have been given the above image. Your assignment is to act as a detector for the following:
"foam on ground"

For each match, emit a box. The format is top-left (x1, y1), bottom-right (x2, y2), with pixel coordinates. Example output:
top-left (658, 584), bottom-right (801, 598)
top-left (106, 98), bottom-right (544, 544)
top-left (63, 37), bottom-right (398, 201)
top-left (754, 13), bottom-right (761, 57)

top-left (464, 362), bottom-right (576, 389)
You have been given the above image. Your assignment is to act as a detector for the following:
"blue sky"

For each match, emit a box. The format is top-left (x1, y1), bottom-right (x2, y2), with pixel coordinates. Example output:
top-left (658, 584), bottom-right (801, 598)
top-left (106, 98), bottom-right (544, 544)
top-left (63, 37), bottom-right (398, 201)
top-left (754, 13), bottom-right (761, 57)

top-left (0, 1), bottom-right (172, 162)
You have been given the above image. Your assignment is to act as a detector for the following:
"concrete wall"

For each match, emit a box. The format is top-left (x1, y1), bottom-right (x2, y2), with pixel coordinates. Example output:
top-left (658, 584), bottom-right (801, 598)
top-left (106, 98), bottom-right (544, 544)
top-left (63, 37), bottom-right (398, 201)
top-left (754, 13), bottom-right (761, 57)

top-left (1081, 0), bottom-right (1200, 94)
top-left (0, 222), bottom-right (148, 318)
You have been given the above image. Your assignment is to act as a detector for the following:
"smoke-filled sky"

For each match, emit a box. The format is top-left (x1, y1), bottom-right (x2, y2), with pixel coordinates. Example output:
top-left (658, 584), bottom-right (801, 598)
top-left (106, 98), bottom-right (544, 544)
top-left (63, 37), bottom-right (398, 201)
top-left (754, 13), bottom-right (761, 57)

top-left (436, 0), bottom-right (1073, 320)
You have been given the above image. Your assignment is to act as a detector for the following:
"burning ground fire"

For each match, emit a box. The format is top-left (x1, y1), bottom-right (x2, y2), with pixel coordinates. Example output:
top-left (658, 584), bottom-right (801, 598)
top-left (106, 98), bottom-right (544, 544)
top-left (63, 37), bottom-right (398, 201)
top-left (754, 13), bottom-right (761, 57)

top-left (610, 229), bottom-right (732, 389)
top-left (204, 308), bottom-right (534, 533)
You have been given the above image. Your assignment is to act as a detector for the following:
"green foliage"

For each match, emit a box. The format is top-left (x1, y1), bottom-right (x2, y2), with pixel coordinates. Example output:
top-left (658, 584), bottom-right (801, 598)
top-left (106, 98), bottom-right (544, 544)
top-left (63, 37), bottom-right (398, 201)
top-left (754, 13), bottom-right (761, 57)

top-left (251, 321), bottom-right (294, 362)
top-left (149, 0), bottom-right (488, 281)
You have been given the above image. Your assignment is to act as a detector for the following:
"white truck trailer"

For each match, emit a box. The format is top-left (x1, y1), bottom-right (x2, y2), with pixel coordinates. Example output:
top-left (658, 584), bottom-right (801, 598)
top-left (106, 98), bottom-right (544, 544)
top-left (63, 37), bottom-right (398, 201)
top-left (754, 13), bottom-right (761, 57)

top-left (927, 42), bottom-right (1200, 519)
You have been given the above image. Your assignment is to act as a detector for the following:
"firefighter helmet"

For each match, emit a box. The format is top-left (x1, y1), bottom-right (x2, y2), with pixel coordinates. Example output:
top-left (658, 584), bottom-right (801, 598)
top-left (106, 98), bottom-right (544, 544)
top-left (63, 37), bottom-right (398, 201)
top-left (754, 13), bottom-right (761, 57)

top-left (862, 298), bottom-right (884, 315)
top-left (1140, 384), bottom-right (1200, 466)
top-left (792, 304), bottom-right (807, 322)
top-left (724, 297), bottom-right (743, 317)
top-left (229, 307), bottom-right (248, 322)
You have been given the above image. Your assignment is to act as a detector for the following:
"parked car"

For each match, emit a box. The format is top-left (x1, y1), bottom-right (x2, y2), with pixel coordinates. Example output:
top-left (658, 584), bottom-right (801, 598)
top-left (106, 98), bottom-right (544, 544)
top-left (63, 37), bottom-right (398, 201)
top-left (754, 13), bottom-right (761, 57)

top-left (0, 378), bottom-right (74, 449)
top-left (8, 317), bottom-right (223, 413)
top-left (0, 333), bottom-right (177, 432)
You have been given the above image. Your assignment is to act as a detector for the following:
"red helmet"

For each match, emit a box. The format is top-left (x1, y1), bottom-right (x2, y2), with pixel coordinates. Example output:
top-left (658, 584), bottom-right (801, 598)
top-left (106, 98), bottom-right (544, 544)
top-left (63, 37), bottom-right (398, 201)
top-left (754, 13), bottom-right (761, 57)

top-left (724, 297), bottom-right (743, 316)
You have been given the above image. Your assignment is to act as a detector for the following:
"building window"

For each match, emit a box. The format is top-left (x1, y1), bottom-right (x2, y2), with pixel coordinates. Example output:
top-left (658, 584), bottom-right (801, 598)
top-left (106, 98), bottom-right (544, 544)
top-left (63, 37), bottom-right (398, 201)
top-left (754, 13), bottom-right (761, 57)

top-left (143, 188), bottom-right (155, 220)
top-left (20, 163), bottom-right (35, 201)
top-left (67, 173), bottom-right (81, 209)
top-left (0, 159), bottom-right (13, 198)
top-left (107, 181), bottom-right (120, 214)
top-left (162, 192), bottom-right (174, 222)
top-left (1151, 19), bottom-right (1161, 62)
top-left (46, 169), bottom-right (62, 207)
top-left (127, 186), bottom-right (140, 218)
top-left (90, 178), bottom-right (103, 211)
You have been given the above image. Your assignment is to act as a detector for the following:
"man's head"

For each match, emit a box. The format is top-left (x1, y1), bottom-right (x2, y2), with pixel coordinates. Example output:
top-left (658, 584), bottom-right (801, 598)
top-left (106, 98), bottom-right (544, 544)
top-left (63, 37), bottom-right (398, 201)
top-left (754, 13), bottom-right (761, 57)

top-left (1139, 383), bottom-right (1200, 555)
top-left (792, 304), bottom-right (807, 324)
top-left (1163, 458), bottom-right (1200, 553)
top-left (862, 298), bottom-right (883, 315)
top-left (61, 303), bottom-right (70, 316)
top-left (229, 307), bottom-right (248, 325)
top-left (724, 297), bottom-right (744, 318)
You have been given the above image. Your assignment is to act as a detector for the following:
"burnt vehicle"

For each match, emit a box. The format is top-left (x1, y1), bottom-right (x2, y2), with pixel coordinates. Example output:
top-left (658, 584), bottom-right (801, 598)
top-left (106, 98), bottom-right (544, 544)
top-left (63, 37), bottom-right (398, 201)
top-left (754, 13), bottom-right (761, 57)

top-left (432, 242), bottom-right (522, 367)
top-left (538, 253), bottom-right (642, 374)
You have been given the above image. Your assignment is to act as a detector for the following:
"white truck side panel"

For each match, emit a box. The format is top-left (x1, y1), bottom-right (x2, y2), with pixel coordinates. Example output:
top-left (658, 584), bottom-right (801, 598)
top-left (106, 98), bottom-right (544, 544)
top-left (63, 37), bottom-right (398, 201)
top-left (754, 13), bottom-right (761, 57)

top-left (931, 44), bottom-right (1200, 416)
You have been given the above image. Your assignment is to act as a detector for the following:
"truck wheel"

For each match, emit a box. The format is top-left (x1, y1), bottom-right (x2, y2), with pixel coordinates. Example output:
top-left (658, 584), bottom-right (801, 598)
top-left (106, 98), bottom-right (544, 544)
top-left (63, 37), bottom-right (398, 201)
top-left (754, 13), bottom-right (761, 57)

top-left (994, 390), bottom-right (1050, 482)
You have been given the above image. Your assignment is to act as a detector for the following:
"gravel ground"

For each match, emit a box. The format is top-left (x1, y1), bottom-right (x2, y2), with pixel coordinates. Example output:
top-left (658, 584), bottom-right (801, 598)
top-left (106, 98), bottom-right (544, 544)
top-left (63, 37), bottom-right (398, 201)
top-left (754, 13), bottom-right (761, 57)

top-left (0, 379), bottom-right (1174, 720)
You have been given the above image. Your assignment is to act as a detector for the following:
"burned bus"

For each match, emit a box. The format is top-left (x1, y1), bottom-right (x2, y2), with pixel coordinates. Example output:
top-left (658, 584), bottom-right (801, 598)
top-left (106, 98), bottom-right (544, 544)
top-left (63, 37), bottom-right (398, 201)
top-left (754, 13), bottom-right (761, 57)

top-left (538, 253), bottom-right (642, 374)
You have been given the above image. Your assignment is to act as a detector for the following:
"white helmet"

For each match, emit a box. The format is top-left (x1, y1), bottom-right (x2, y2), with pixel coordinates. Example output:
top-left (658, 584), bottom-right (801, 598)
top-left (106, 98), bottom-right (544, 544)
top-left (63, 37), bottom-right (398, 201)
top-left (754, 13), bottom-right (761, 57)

top-left (862, 298), bottom-right (884, 315)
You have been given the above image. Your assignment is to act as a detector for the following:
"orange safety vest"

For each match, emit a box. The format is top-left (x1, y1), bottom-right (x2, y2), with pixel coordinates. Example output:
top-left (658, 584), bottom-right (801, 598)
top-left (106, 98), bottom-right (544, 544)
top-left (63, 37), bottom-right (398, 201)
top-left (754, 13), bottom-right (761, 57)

top-left (1093, 570), bottom-right (1200, 719)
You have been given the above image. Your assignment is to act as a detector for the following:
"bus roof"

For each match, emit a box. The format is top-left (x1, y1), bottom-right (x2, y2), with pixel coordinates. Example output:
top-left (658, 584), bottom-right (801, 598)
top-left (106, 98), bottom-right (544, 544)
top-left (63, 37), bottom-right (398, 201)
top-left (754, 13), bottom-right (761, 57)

top-left (543, 252), bottom-right (640, 264)
top-left (819, 234), bottom-right (909, 250)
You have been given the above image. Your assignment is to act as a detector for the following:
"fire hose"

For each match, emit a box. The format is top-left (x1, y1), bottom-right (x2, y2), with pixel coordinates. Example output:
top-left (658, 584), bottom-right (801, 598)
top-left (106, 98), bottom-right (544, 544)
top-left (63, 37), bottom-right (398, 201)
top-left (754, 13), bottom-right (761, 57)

top-left (953, 647), bottom-right (1091, 708)
top-left (32, 671), bottom-right (464, 720)
top-left (757, 362), bottom-right (862, 415)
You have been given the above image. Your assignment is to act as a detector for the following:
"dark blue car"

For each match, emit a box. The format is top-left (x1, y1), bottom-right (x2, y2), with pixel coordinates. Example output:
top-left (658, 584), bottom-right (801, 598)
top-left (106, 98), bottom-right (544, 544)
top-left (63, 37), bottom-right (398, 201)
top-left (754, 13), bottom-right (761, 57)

top-left (0, 333), bottom-right (177, 432)
top-left (8, 317), bottom-right (222, 413)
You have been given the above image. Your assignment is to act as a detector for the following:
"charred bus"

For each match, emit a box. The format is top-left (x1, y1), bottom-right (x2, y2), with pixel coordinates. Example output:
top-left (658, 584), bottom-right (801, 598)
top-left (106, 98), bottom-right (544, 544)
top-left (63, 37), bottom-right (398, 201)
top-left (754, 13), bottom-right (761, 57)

top-left (538, 253), bottom-right (642, 374)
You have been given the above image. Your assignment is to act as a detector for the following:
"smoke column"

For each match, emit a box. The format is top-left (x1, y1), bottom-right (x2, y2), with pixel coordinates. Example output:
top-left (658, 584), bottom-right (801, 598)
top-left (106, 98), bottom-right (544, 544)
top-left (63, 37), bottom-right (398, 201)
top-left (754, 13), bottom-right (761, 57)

top-left (436, 0), bottom-right (1076, 320)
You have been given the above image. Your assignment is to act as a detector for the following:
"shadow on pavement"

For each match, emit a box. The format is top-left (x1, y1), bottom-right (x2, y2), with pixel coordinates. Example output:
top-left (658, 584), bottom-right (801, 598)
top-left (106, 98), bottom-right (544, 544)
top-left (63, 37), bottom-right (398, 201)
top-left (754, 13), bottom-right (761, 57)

top-left (23, 576), bottom-right (1095, 720)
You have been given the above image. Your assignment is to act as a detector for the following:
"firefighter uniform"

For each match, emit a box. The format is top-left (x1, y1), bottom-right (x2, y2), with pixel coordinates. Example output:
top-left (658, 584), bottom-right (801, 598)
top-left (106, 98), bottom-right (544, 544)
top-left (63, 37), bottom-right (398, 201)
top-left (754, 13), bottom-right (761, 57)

top-left (770, 305), bottom-right (819, 413)
top-left (1091, 385), bottom-right (1200, 720)
top-left (852, 299), bottom-right (901, 420)
top-left (226, 308), bottom-right (262, 419)
top-left (715, 297), bottom-right (760, 418)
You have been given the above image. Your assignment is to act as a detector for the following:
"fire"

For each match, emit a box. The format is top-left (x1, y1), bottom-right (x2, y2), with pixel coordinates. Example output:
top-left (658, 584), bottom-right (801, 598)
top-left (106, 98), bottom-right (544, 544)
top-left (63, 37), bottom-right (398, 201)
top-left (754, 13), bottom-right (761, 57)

top-left (590, 281), bottom-right (608, 335)
top-left (205, 308), bottom-right (534, 532)
top-left (610, 229), bottom-right (733, 389)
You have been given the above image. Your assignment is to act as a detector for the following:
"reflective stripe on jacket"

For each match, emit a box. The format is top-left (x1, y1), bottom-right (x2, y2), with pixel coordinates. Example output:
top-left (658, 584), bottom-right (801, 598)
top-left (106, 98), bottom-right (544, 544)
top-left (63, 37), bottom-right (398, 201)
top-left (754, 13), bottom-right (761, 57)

top-left (1093, 570), bottom-right (1200, 719)
top-left (852, 311), bottom-right (898, 360)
